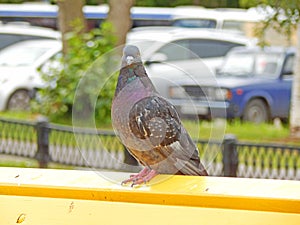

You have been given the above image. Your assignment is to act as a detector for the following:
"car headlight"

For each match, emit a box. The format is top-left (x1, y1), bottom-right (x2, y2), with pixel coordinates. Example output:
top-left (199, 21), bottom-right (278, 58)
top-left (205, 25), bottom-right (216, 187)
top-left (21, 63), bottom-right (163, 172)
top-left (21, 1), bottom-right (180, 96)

top-left (169, 86), bottom-right (232, 101)
top-left (215, 88), bottom-right (232, 101)
top-left (168, 86), bottom-right (188, 99)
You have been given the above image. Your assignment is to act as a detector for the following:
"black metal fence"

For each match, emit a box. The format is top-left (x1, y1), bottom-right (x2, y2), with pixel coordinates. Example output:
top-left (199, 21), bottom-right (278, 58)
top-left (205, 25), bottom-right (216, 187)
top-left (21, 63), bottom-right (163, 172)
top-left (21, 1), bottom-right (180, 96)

top-left (0, 117), bottom-right (299, 180)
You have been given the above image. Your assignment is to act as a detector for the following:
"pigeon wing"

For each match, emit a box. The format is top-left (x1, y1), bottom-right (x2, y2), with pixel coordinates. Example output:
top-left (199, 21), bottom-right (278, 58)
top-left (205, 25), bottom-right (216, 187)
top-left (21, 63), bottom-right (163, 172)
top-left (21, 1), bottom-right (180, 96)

top-left (129, 96), bottom-right (206, 175)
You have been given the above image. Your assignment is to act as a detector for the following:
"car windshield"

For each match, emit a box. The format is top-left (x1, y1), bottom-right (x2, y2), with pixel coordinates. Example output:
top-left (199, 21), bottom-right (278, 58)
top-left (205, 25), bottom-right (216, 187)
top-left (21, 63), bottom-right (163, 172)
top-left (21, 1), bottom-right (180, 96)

top-left (0, 46), bottom-right (51, 67)
top-left (172, 19), bottom-right (217, 28)
top-left (219, 51), bottom-right (282, 77)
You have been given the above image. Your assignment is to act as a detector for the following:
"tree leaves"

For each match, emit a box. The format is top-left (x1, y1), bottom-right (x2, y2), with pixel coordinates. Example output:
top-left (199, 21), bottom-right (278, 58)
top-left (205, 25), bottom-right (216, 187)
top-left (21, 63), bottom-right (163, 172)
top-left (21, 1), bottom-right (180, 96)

top-left (32, 22), bottom-right (116, 125)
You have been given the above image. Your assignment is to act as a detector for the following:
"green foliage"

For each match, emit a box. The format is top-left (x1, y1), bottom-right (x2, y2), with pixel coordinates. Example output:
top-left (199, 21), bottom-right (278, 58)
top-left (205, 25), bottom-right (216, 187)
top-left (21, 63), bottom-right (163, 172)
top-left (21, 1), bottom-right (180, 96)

top-left (86, 0), bottom-right (108, 5)
top-left (32, 21), bottom-right (117, 125)
top-left (239, 0), bottom-right (259, 8)
top-left (242, 0), bottom-right (300, 46)
top-left (135, 0), bottom-right (191, 7)
top-left (134, 0), bottom-right (237, 8)
top-left (0, 0), bottom-right (24, 3)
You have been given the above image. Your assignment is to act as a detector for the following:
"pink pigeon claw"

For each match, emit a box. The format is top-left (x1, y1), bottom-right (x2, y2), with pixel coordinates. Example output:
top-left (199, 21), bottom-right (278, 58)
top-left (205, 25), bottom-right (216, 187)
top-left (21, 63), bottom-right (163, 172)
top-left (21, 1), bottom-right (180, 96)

top-left (121, 167), bottom-right (158, 187)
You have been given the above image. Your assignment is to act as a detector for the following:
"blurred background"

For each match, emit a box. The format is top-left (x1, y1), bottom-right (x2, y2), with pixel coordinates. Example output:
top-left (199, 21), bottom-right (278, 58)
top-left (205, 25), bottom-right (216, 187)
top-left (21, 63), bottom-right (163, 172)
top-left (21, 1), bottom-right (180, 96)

top-left (0, 0), bottom-right (299, 180)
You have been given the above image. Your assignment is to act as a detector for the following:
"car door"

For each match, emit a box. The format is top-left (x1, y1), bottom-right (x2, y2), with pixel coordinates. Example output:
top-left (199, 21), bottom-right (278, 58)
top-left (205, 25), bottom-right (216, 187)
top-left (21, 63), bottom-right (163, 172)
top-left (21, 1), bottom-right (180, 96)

top-left (154, 38), bottom-right (245, 77)
top-left (145, 38), bottom-right (245, 98)
top-left (274, 54), bottom-right (294, 118)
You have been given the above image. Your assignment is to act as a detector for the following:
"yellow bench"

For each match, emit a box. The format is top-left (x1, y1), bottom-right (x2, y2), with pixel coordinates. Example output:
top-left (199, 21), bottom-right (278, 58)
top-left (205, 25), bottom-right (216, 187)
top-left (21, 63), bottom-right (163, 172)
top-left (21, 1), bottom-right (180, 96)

top-left (0, 167), bottom-right (299, 225)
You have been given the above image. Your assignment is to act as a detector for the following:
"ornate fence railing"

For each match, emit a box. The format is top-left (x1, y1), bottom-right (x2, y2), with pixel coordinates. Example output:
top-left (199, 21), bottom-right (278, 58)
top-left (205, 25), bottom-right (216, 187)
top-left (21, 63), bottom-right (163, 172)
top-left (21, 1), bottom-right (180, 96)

top-left (0, 117), bottom-right (299, 180)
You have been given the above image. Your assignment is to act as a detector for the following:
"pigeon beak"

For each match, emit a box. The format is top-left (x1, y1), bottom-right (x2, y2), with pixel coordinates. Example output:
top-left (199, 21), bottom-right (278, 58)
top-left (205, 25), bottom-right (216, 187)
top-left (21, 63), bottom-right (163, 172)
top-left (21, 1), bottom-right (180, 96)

top-left (126, 56), bottom-right (134, 65)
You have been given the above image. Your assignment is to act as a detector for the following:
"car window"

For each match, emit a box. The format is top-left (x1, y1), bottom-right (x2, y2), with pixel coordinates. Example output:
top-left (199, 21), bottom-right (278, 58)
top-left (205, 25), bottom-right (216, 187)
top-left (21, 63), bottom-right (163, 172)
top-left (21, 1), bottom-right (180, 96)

top-left (157, 39), bottom-right (194, 61)
top-left (220, 51), bottom-right (282, 77)
top-left (221, 53), bottom-right (254, 75)
top-left (172, 19), bottom-right (217, 28)
top-left (282, 55), bottom-right (294, 76)
top-left (255, 54), bottom-right (281, 76)
top-left (0, 34), bottom-right (50, 50)
top-left (156, 38), bottom-right (243, 62)
top-left (189, 39), bottom-right (244, 58)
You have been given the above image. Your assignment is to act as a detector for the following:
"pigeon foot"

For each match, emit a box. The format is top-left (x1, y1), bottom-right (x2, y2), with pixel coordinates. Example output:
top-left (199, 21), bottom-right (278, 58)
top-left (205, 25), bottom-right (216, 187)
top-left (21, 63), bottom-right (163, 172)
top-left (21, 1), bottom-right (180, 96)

top-left (121, 167), bottom-right (157, 187)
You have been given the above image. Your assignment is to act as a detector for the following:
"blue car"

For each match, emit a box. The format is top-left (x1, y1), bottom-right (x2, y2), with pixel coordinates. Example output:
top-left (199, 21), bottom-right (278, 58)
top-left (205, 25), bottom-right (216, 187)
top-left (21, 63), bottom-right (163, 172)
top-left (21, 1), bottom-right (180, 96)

top-left (169, 46), bottom-right (294, 123)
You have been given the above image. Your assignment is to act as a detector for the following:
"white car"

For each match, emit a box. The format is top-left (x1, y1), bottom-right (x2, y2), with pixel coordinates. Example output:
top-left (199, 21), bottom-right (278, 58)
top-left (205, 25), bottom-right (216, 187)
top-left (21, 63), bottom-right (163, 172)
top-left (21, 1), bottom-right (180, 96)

top-left (171, 7), bottom-right (263, 35)
top-left (0, 22), bottom-right (60, 50)
top-left (0, 39), bottom-right (61, 111)
top-left (126, 26), bottom-right (256, 98)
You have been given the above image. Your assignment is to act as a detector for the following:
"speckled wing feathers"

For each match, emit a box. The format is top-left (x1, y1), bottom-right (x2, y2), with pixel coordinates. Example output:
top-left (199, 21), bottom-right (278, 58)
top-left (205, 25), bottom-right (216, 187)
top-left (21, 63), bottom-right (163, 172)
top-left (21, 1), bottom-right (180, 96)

top-left (129, 96), bottom-right (181, 147)
top-left (128, 95), bottom-right (207, 175)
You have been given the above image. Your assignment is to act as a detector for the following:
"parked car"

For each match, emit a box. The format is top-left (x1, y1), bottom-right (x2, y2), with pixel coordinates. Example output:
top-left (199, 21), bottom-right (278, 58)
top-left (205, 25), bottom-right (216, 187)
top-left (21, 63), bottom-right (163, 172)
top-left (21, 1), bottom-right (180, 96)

top-left (126, 26), bottom-right (256, 98)
top-left (171, 7), bottom-right (262, 34)
top-left (0, 22), bottom-right (60, 50)
top-left (0, 27), bottom-right (256, 113)
top-left (170, 6), bottom-right (294, 46)
top-left (168, 46), bottom-right (294, 123)
top-left (0, 39), bottom-right (61, 111)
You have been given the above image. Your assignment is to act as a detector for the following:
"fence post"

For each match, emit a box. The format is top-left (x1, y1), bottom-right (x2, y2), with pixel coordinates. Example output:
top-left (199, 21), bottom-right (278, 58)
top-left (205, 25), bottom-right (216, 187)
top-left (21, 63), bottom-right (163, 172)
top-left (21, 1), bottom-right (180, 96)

top-left (35, 116), bottom-right (50, 168)
top-left (222, 134), bottom-right (238, 177)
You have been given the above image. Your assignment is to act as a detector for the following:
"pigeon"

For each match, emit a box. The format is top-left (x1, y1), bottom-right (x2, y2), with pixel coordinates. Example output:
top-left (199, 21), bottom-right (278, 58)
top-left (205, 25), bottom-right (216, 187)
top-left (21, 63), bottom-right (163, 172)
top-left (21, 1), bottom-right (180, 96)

top-left (111, 45), bottom-right (208, 186)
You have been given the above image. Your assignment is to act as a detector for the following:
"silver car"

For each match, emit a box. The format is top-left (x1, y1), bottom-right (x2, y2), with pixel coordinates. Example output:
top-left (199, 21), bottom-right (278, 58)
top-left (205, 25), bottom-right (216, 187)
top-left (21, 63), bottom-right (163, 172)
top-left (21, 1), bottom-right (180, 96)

top-left (0, 22), bottom-right (60, 50)
top-left (126, 27), bottom-right (256, 99)
top-left (0, 39), bottom-right (61, 111)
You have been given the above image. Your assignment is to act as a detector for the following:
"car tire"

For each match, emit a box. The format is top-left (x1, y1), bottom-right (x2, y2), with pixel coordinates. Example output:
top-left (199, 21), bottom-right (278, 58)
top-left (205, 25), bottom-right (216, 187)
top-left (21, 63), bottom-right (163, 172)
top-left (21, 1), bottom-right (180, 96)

top-left (7, 90), bottom-right (31, 111)
top-left (242, 99), bottom-right (270, 123)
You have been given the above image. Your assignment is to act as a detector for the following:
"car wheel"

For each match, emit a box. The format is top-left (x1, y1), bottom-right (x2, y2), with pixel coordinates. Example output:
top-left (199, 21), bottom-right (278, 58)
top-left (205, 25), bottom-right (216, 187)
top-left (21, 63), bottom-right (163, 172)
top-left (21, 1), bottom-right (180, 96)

top-left (242, 99), bottom-right (270, 123)
top-left (7, 90), bottom-right (31, 111)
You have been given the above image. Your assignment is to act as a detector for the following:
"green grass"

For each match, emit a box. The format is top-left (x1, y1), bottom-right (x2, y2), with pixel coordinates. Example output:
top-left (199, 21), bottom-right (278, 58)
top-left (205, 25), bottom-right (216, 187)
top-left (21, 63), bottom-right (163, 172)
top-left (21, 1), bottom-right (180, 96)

top-left (0, 111), bottom-right (297, 145)
top-left (0, 111), bottom-right (39, 121)
top-left (183, 119), bottom-right (293, 144)
top-left (0, 155), bottom-right (74, 169)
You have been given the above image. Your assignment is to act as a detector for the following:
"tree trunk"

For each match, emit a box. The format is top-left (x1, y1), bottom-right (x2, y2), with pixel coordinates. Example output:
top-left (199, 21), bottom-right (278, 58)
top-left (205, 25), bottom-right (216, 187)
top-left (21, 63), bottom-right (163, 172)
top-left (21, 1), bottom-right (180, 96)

top-left (57, 0), bottom-right (87, 55)
top-left (193, 0), bottom-right (201, 5)
top-left (290, 23), bottom-right (300, 138)
top-left (107, 0), bottom-right (134, 47)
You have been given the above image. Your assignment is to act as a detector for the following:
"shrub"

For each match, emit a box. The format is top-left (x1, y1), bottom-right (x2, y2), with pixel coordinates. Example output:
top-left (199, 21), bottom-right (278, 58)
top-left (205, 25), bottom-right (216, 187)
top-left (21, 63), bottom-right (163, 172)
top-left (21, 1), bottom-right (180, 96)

top-left (32, 22), bottom-right (117, 125)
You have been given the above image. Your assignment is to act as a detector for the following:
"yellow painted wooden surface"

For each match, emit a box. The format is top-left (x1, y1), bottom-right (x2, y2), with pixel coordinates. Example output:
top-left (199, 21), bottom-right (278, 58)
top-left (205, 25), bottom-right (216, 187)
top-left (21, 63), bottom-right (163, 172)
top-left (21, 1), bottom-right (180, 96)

top-left (1, 195), bottom-right (300, 225)
top-left (0, 167), bottom-right (300, 225)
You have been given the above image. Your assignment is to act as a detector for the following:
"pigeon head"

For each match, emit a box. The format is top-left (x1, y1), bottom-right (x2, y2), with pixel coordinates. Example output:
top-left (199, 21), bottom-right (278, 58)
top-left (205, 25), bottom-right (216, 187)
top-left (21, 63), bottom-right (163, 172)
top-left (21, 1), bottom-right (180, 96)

top-left (114, 45), bottom-right (152, 98)
top-left (122, 45), bottom-right (142, 66)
